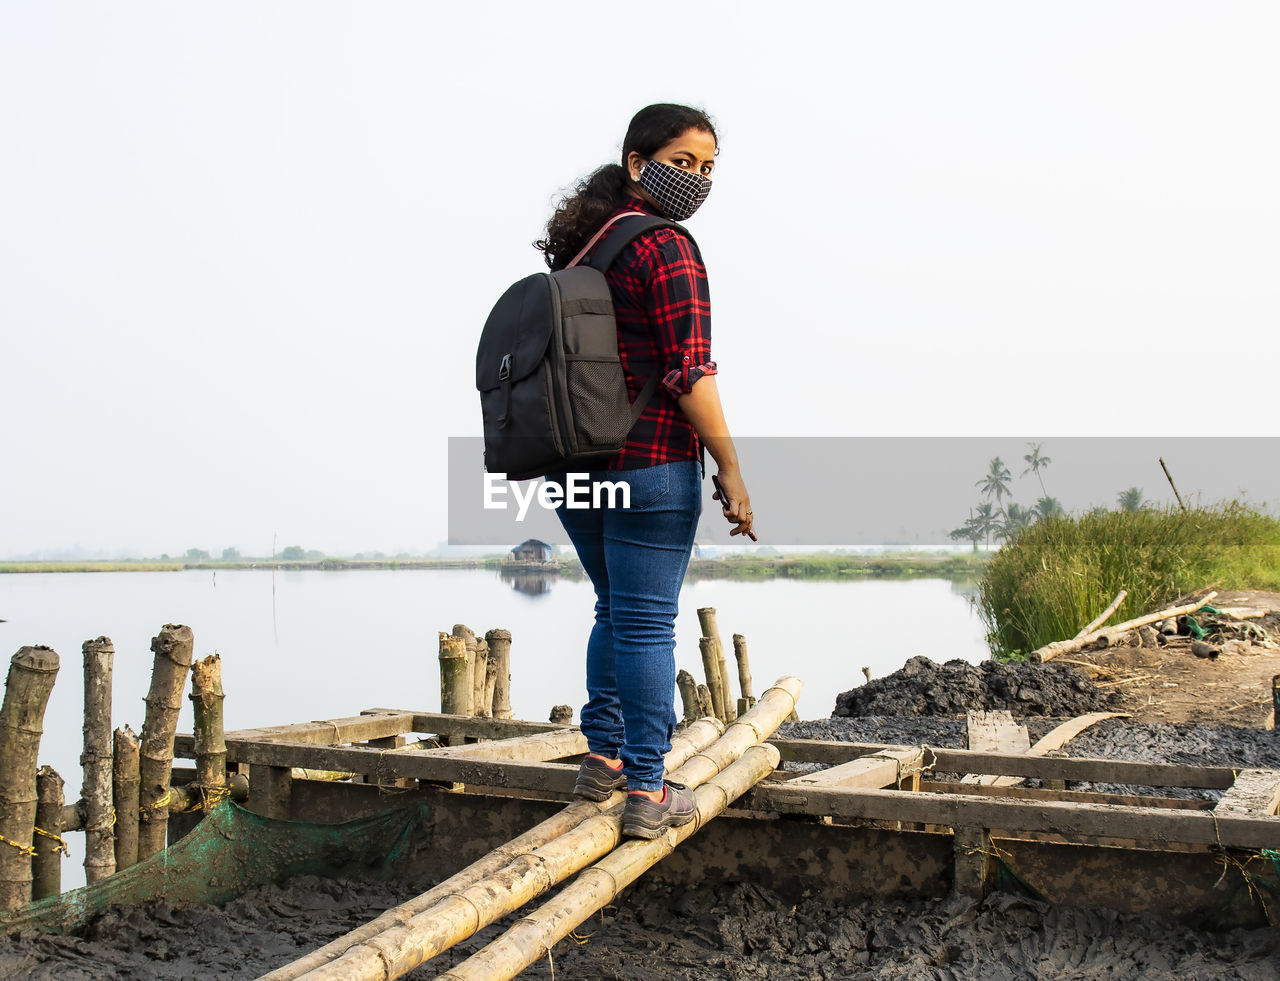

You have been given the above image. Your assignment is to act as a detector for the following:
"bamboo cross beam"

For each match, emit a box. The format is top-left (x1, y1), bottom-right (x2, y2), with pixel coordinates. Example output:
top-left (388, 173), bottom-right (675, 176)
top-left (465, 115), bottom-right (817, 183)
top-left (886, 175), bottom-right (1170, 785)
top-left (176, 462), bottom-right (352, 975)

top-left (283, 678), bottom-right (801, 981)
top-left (439, 744), bottom-right (783, 981)
top-left (1075, 591), bottom-right (1128, 638)
top-left (260, 717), bottom-right (727, 981)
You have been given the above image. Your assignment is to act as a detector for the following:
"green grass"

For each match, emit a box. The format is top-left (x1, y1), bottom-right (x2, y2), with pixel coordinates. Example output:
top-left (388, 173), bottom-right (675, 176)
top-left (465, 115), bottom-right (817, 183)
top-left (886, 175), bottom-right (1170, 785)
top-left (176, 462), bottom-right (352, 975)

top-left (978, 502), bottom-right (1280, 660)
top-left (0, 562), bottom-right (183, 573)
top-left (686, 551), bottom-right (988, 582)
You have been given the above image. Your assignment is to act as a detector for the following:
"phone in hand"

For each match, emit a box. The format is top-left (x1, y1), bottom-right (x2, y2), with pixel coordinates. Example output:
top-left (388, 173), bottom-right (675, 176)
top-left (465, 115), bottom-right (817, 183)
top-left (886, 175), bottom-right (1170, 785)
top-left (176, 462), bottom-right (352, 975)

top-left (711, 474), bottom-right (758, 542)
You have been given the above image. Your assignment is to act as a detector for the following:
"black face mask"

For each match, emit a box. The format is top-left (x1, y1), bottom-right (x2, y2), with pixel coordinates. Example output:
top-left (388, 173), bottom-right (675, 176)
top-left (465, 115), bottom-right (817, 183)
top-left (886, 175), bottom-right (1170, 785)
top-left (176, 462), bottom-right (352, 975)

top-left (637, 160), bottom-right (712, 221)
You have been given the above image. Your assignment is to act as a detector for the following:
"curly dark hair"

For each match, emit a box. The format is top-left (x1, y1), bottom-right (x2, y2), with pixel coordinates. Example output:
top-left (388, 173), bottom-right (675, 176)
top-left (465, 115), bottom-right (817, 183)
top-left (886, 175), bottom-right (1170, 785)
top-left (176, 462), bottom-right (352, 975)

top-left (535, 103), bottom-right (717, 270)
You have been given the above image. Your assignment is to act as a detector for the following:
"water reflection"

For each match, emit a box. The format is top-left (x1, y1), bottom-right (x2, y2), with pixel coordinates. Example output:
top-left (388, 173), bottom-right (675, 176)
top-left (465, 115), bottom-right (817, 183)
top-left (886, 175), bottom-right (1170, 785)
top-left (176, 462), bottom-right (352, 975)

top-left (499, 568), bottom-right (556, 596)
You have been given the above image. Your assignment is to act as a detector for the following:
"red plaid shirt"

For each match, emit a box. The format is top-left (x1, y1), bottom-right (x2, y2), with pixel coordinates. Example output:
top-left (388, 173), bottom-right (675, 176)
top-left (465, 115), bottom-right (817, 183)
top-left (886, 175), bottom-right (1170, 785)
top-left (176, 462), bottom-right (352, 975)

top-left (584, 196), bottom-right (717, 470)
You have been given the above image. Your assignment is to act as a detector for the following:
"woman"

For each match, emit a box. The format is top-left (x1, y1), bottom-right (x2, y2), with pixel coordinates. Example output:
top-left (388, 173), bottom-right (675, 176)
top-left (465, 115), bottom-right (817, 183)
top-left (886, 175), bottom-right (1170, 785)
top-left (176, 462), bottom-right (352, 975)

top-left (536, 103), bottom-right (755, 839)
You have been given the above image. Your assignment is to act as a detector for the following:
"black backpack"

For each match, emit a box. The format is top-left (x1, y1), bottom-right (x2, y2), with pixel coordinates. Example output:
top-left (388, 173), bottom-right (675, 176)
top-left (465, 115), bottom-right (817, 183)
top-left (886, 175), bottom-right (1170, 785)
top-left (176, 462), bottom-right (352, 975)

top-left (476, 213), bottom-right (690, 480)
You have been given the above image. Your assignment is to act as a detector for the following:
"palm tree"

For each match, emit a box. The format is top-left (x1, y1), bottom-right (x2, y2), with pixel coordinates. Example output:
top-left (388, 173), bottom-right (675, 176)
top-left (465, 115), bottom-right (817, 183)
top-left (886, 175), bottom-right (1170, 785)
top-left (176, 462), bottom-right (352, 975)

top-left (973, 501), bottom-right (998, 549)
top-left (1034, 496), bottom-right (1064, 521)
top-left (996, 503), bottom-right (1036, 540)
top-left (1117, 487), bottom-right (1144, 512)
top-left (975, 457), bottom-right (1013, 515)
top-left (1022, 442), bottom-right (1052, 496)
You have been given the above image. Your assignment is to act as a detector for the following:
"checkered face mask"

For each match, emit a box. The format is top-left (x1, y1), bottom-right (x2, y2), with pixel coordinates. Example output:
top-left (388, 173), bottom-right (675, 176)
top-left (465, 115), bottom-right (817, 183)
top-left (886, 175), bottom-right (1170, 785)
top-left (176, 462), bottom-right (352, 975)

top-left (637, 160), bottom-right (712, 221)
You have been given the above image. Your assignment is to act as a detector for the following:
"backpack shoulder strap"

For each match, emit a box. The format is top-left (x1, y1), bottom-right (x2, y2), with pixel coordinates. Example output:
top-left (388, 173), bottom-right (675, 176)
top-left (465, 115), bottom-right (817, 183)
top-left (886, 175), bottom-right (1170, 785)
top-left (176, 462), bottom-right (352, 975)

top-left (586, 214), bottom-right (693, 272)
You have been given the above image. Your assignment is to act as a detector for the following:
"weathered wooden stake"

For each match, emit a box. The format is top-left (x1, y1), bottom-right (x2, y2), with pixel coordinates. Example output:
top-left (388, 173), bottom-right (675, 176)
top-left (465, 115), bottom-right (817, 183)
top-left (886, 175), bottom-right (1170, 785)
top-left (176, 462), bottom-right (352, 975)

top-left (32, 766), bottom-right (64, 901)
top-left (695, 684), bottom-right (714, 719)
top-left (482, 641), bottom-right (499, 719)
top-left (731, 633), bottom-right (754, 703)
top-left (439, 633), bottom-right (471, 747)
top-left (190, 653), bottom-right (228, 809)
top-left (676, 669), bottom-right (700, 723)
top-left (112, 726), bottom-right (141, 870)
top-left (486, 629), bottom-right (513, 719)
top-left (698, 637), bottom-right (726, 721)
top-left (0, 646), bottom-right (60, 912)
top-left (472, 640), bottom-right (490, 718)
top-left (697, 607), bottom-right (735, 721)
top-left (138, 625), bottom-right (194, 860)
top-left (81, 636), bottom-right (115, 884)
top-left (452, 625), bottom-right (478, 715)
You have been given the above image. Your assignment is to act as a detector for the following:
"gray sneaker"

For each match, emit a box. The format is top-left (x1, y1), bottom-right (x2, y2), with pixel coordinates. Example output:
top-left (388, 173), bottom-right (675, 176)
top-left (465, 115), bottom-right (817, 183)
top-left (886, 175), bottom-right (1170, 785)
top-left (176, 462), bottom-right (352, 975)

top-left (573, 755), bottom-right (627, 801)
top-left (621, 781), bottom-right (697, 839)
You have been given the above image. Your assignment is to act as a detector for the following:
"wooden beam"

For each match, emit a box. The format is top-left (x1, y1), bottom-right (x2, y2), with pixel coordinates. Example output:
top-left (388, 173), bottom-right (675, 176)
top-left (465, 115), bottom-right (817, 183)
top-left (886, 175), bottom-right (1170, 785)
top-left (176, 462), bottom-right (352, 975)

top-left (923, 780), bottom-right (1213, 810)
top-left (744, 784), bottom-right (1280, 850)
top-left (222, 739), bottom-right (579, 793)
top-left (1214, 769), bottom-right (1280, 817)
top-left (969, 711), bottom-right (1129, 788)
top-left (789, 748), bottom-right (923, 791)
top-left (953, 827), bottom-right (991, 898)
top-left (414, 728), bottom-right (587, 762)
top-left (771, 738), bottom-right (1237, 788)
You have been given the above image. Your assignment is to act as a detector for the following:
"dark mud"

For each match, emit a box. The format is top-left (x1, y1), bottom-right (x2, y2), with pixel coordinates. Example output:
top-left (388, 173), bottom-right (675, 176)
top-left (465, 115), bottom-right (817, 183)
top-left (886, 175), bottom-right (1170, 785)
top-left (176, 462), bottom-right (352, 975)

top-left (833, 656), bottom-right (1122, 718)
top-left (4, 872), bottom-right (1278, 980)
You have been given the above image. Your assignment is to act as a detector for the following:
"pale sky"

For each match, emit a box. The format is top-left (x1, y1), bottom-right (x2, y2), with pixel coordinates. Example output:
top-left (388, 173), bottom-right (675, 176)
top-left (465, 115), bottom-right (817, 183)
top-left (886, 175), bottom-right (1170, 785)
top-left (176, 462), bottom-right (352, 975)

top-left (3, 2), bottom-right (1277, 557)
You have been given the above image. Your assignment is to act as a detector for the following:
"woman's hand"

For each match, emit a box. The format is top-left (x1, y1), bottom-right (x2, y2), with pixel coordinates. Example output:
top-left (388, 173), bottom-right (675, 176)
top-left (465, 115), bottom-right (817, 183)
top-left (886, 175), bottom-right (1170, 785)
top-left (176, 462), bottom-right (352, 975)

top-left (713, 467), bottom-right (755, 539)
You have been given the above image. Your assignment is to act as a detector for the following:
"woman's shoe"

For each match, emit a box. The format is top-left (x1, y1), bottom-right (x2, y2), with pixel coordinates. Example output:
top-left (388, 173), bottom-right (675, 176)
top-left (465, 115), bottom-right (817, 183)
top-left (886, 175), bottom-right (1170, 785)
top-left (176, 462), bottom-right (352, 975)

top-left (621, 781), bottom-right (697, 838)
top-left (573, 755), bottom-right (627, 801)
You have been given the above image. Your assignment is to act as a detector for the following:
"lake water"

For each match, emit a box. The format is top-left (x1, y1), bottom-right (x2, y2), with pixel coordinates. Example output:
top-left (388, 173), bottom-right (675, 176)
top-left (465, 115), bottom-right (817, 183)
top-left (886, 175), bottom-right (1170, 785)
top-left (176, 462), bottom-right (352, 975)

top-left (1, 568), bottom-right (986, 887)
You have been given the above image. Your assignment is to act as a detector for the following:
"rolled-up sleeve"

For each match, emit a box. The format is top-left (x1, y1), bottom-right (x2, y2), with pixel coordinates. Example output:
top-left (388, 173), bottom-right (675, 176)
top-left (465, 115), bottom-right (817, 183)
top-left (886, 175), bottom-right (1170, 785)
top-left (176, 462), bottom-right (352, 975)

top-left (641, 230), bottom-right (717, 399)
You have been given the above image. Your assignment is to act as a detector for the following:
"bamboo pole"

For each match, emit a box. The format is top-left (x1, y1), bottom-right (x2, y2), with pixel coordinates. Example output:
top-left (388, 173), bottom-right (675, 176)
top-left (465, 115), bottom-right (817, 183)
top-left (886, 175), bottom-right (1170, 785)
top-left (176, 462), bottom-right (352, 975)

top-left (732, 633), bottom-right (754, 702)
top-left (294, 680), bottom-right (801, 981)
top-left (112, 725), bottom-right (141, 870)
top-left (0, 645), bottom-right (60, 912)
top-left (81, 635), bottom-right (115, 884)
top-left (485, 629), bottom-right (512, 719)
top-left (482, 645), bottom-right (499, 719)
top-left (442, 744), bottom-right (783, 981)
top-left (698, 637), bottom-right (726, 722)
top-left (451, 626), bottom-right (478, 715)
top-left (1034, 593), bottom-right (1218, 662)
top-left (675, 669), bottom-right (699, 724)
top-left (32, 766), bottom-right (65, 901)
top-left (695, 684), bottom-right (714, 719)
top-left (471, 640), bottom-right (490, 719)
top-left (1075, 591), bottom-right (1128, 639)
top-left (138, 624), bottom-right (194, 860)
top-left (190, 653), bottom-right (228, 809)
top-left (438, 634), bottom-right (470, 747)
top-left (262, 717), bottom-right (726, 981)
top-left (697, 607), bottom-right (735, 722)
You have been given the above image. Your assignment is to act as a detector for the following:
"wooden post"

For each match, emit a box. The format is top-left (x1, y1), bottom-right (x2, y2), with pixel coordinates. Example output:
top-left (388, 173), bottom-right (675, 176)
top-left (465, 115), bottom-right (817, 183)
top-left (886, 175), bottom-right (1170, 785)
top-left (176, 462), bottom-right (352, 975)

top-left (32, 766), bottom-right (64, 901)
top-left (953, 827), bottom-right (993, 898)
top-left (138, 625), bottom-right (194, 860)
top-left (0, 645), bottom-right (60, 912)
top-left (482, 642), bottom-right (499, 719)
top-left (1270, 675), bottom-right (1279, 731)
top-left (695, 684), bottom-right (714, 719)
top-left (81, 636), bottom-right (115, 884)
top-left (699, 637), bottom-right (726, 722)
top-left (439, 633), bottom-right (471, 747)
top-left (486, 629), bottom-right (513, 720)
top-left (676, 669), bottom-right (700, 723)
top-left (112, 726), bottom-right (141, 870)
top-left (471, 640), bottom-right (490, 718)
top-left (731, 633), bottom-right (754, 702)
top-left (452, 625), bottom-right (478, 715)
top-left (248, 764), bottom-right (293, 819)
top-left (190, 653), bottom-right (228, 809)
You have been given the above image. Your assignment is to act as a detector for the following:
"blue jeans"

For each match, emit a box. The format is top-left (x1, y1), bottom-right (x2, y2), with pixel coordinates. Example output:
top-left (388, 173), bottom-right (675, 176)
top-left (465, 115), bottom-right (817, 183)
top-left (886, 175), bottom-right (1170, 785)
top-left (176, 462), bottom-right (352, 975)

top-left (552, 460), bottom-right (702, 791)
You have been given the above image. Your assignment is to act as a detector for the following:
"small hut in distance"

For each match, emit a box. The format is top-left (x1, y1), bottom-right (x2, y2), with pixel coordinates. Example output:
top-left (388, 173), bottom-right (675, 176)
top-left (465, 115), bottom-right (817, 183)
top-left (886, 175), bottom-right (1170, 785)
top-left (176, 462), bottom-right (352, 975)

top-left (508, 539), bottom-right (553, 564)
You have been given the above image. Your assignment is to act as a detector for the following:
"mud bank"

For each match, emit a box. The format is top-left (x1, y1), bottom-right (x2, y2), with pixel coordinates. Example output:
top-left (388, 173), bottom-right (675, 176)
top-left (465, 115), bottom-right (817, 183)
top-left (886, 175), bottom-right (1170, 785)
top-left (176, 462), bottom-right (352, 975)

top-left (4, 871), bottom-right (1278, 980)
top-left (833, 656), bottom-right (1121, 718)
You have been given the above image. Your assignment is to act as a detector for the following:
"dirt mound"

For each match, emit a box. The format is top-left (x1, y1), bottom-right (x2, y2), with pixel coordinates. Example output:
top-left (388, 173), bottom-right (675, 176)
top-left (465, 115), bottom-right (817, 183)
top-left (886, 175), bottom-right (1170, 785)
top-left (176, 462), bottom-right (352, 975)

top-left (832, 656), bottom-right (1122, 718)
